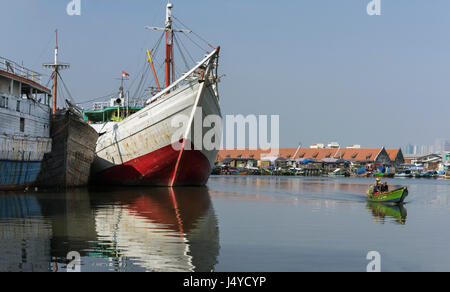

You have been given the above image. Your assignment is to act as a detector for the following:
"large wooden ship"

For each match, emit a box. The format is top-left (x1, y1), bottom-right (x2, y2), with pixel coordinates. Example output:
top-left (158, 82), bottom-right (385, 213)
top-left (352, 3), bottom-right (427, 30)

top-left (37, 107), bottom-right (98, 188)
top-left (37, 31), bottom-right (98, 188)
top-left (85, 3), bottom-right (222, 187)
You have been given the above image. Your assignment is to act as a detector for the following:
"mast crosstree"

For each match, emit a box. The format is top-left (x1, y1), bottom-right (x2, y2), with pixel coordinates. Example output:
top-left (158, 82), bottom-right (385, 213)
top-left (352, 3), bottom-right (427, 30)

top-left (43, 29), bottom-right (70, 114)
top-left (145, 3), bottom-right (191, 90)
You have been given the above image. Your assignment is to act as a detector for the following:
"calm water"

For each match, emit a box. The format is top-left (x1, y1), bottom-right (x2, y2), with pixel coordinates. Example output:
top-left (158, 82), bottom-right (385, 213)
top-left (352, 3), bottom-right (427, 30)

top-left (1, 176), bottom-right (450, 272)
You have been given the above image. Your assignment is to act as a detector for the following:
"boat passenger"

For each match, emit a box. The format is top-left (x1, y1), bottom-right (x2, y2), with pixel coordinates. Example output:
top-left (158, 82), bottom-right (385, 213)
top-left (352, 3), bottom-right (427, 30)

top-left (373, 178), bottom-right (381, 194)
top-left (382, 182), bottom-right (389, 193)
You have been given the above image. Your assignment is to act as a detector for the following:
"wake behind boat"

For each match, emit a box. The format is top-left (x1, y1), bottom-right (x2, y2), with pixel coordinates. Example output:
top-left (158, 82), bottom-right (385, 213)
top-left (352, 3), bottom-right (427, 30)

top-left (85, 3), bottom-right (222, 187)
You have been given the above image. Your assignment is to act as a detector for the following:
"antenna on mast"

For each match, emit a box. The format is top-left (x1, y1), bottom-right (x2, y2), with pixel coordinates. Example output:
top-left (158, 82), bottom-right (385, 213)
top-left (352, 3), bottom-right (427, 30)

top-left (43, 29), bottom-right (70, 115)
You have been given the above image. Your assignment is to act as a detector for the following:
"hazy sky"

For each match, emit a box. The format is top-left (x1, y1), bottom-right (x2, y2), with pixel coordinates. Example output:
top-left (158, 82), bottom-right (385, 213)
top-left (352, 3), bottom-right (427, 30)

top-left (2, 0), bottom-right (450, 148)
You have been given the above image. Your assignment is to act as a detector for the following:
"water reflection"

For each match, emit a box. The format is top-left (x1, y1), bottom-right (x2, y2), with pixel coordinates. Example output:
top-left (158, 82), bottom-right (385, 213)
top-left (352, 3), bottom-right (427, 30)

top-left (0, 195), bottom-right (52, 272)
top-left (0, 187), bottom-right (219, 272)
top-left (366, 203), bottom-right (408, 225)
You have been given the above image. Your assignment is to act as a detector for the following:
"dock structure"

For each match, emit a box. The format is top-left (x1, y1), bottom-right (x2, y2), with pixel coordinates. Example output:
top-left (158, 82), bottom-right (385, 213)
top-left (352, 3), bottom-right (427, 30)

top-left (215, 147), bottom-right (405, 177)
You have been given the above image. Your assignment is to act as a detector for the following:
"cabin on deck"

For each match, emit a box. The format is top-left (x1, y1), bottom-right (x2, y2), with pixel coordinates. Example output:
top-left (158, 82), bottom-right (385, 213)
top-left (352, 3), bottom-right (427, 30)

top-left (83, 98), bottom-right (143, 124)
top-left (0, 57), bottom-right (52, 137)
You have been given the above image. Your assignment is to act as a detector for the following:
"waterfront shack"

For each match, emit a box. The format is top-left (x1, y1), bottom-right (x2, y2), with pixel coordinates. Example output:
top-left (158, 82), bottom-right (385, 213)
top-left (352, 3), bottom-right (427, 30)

top-left (216, 147), bottom-right (404, 175)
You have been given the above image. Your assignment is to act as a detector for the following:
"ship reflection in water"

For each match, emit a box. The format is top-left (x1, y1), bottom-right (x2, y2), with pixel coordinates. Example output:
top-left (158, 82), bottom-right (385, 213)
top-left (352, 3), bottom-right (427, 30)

top-left (0, 187), bottom-right (219, 272)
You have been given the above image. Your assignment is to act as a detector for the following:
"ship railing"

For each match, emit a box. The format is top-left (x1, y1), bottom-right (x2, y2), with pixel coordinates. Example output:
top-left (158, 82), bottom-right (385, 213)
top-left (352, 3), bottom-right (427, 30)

top-left (0, 57), bottom-right (43, 84)
top-left (92, 102), bottom-right (110, 111)
top-left (91, 101), bottom-right (145, 111)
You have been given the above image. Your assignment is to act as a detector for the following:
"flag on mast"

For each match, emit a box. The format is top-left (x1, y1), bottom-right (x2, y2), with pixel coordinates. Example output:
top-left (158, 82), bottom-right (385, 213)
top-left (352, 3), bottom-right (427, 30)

top-left (122, 71), bottom-right (130, 78)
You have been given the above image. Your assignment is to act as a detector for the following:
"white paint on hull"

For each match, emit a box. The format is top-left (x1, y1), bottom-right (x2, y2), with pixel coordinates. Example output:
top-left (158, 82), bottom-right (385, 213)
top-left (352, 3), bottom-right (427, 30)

top-left (0, 134), bottom-right (51, 162)
top-left (91, 50), bottom-right (222, 182)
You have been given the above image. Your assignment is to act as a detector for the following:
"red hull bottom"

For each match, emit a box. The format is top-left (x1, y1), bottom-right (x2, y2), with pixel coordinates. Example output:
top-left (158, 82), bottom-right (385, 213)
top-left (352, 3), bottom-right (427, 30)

top-left (93, 141), bottom-right (212, 187)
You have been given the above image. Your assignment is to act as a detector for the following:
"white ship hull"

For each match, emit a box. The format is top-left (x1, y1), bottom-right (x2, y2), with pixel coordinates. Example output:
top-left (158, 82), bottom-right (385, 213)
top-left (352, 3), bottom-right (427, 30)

top-left (91, 49), bottom-right (222, 186)
top-left (92, 82), bottom-right (221, 186)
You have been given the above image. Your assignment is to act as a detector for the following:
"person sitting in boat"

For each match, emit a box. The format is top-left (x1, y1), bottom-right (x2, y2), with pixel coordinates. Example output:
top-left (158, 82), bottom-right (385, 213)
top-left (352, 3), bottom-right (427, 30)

top-left (373, 178), bottom-right (381, 194)
top-left (382, 182), bottom-right (389, 193)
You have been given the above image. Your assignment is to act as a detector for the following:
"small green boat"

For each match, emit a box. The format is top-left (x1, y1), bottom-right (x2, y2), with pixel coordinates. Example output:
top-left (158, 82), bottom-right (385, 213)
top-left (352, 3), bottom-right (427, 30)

top-left (366, 186), bottom-right (408, 204)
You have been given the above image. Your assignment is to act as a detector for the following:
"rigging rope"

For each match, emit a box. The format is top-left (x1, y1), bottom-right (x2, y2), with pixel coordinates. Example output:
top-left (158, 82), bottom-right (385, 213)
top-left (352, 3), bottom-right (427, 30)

top-left (173, 15), bottom-right (216, 50)
top-left (56, 71), bottom-right (75, 103)
top-left (173, 34), bottom-right (191, 73)
top-left (78, 92), bottom-right (117, 105)
top-left (174, 23), bottom-right (207, 52)
top-left (175, 32), bottom-right (196, 64)
top-left (131, 31), bottom-right (165, 102)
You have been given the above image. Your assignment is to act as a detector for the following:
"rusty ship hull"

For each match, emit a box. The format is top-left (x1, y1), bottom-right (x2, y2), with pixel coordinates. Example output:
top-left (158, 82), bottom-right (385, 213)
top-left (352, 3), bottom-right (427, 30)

top-left (0, 57), bottom-right (52, 190)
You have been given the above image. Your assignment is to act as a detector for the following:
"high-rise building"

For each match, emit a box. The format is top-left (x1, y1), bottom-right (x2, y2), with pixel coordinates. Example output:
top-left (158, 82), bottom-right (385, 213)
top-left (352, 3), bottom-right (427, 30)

top-left (404, 144), bottom-right (414, 155)
top-left (420, 145), bottom-right (427, 155)
top-left (435, 139), bottom-right (450, 153)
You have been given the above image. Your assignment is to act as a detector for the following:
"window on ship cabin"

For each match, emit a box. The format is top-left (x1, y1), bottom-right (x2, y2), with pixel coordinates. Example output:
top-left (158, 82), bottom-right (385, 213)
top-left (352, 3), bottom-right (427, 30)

top-left (20, 118), bottom-right (25, 132)
top-left (0, 96), bottom-right (5, 108)
top-left (16, 100), bottom-right (20, 112)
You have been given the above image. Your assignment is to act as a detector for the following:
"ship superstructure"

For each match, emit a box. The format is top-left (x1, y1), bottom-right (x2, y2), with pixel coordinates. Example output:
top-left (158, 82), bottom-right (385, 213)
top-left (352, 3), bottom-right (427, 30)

top-left (0, 57), bottom-right (52, 190)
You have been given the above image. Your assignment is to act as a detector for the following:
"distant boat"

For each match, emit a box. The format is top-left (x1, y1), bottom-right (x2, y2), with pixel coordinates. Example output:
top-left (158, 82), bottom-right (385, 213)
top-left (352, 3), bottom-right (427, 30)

top-left (421, 171), bottom-right (438, 178)
top-left (374, 173), bottom-right (394, 178)
top-left (262, 168), bottom-right (273, 176)
top-left (413, 172), bottom-right (423, 178)
top-left (329, 168), bottom-right (346, 177)
top-left (223, 168), bottom-right (248, 176)
top-left (366, 186), bottom-right (408, 204)
top-left (395, 170), bottom-right (413, 178)
top-left (374, 173), bottom-right (388, 178)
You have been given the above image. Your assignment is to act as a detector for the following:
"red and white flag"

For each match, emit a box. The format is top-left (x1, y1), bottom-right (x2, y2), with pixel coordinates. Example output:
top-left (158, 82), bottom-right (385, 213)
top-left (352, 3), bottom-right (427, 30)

top-left (122, 71), bottom-right (130, 78)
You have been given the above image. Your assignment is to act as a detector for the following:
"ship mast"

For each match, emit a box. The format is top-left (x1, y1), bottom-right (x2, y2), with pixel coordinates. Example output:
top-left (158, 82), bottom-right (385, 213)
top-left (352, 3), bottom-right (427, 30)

top-left (145, 3), bottom-right (191, 92)
top-left (165, 2), bottom-right (173, 89)
top-left (43, 29), bottom-right (70, 115)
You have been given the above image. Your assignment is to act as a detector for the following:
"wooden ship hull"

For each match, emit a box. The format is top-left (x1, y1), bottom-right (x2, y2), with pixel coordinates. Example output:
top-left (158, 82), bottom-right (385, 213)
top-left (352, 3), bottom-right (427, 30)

top-left (37, 110), bottom-right (98, 188)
